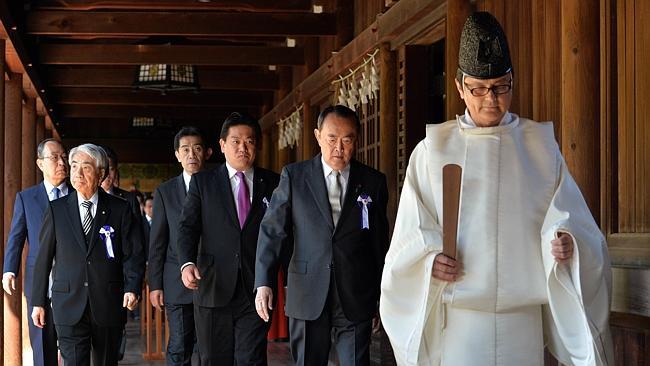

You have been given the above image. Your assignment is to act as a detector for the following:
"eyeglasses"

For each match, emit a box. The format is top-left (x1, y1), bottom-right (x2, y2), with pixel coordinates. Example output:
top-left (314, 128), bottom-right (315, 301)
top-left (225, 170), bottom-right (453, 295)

top-left (41, 154), bottom-right (67, 163)
top-left (464, 80), bottom-right (512, 97)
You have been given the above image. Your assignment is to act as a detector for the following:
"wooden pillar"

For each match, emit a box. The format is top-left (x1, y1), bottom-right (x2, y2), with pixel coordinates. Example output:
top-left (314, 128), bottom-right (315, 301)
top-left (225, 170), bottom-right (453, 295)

top-left (302, 103), bottom-right (317, 160)
top-left (22, 98), bottom-right (37, 189)
top-left (561, 0), bottom-right (600, 219)
top-left (532, 0), bottom-right (561, 143)
top-left (335, 0), bottom-right (354, 50)
top-left (0, 39), bottom-right (5, 366)
top-left (260, 131), bottom-right (272, 170)
top-left (4, 72), bottom-right (23, 366)
top-left (35, 116), bottom-right (45, 182)
top-left (379, 43), bottom-right (398, 222)
top-left (445, 0), bottom-right (473, 119)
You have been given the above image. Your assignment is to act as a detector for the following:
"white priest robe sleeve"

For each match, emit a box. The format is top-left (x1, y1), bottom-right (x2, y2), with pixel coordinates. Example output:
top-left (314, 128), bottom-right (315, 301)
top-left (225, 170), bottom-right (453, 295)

top-left (541, 154), bottom-right (614, 366)
top-left (380, 140), bottom-right (446, 366)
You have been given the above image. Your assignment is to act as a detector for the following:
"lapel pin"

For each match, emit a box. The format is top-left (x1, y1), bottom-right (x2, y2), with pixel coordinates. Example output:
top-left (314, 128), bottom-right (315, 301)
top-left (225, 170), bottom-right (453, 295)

top-left (102, 211), bottom-right (106, 214)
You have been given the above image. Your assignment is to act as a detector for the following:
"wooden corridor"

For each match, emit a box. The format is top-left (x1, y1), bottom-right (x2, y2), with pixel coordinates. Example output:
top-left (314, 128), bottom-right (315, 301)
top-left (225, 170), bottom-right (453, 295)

top-left (119, 319), bottom-right (292, 366)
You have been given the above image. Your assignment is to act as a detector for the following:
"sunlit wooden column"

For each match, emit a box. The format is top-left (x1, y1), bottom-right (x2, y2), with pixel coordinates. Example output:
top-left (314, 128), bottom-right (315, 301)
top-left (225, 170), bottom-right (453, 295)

top-left (379, 43), bottom-right (398, 221)
top-left (4, 72), bottom-right (23, 366)
top-left (445, 0), bottom-right (473, 119)
top-left (561, 0), bottom-right (600, 219)
top-left (0, 39), bottom-right (5, 366)
top-left (22, 98), bottom-right (37, 189)
top-left (35, 116), bottom-right (45, 183)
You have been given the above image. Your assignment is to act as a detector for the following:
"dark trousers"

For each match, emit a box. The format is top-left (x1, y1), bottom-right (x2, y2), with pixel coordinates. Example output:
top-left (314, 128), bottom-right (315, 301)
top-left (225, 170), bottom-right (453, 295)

top-left (28, 301), bottom-right (58, 366)
top-left (194, 278), bottom-right (270, 366)
top-left (55, 302), bottom-right (122, 366)
top-left (165, 302), bottom-right (196, 366)
top-left (289, 277), bottom-right (372, 366)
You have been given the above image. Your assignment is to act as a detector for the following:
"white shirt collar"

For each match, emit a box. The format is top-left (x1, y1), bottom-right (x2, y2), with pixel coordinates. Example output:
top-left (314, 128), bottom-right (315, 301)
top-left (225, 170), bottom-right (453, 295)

top-left (182, 171), bottom-right (192, 192)
top-left (43, 180), bottom-right (68, 198)
top-left (77, 190), bottom-right (99, 208)
top-left (321, 156), bottom-right (350, 181)
top-left (225, 162), bottom-right (253, 181)
top-left (459, 109), bottom-right (513, 129)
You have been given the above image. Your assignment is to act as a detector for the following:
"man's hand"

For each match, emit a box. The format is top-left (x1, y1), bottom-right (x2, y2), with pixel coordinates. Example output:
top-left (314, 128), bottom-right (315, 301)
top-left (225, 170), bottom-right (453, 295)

top-left (181, 265), bottom-right (201, 290)
top-left (551, 232), bottom-right (574, 263)
top-left (255, 286), bottom-right (273, 322)
top-left (2, 273), bottom-right (16, 295)
top-left (32, 306), bottom-right (46, 328)
top-left (150, 289), bottom-right (164, 311)
top-left (432, 254), bottom-right (462, 282)
top-left (123, 292), bottom-right (139, 311)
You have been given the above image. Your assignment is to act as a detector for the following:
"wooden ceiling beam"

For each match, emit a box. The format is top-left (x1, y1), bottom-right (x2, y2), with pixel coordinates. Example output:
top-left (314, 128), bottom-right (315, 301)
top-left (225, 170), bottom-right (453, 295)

top-left (28, 11), bottom-right (336, 37)
top-left (35, 0), bottom-right (312, 12)
top-left (47, 67), bottom-right (279, 90)
top-left (58, 104), bottom-right (259, 119)
top-left (53, 88), bottom-right (270, 107)
top-left (40, 44), bottom-right (305, 65)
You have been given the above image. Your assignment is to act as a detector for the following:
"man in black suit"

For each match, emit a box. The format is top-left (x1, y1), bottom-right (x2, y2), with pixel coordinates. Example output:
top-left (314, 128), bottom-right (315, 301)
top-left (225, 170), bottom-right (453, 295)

top-left (178, 113), bottom-right (281, 365)
top-left (31, 143), bottom-right (144, 366)
top-left (142, 195), bottom-right (153, 261)
top-left (148, 127), bottom-right (212, 365)
top-left (255, 105), bottom-right (389, 366)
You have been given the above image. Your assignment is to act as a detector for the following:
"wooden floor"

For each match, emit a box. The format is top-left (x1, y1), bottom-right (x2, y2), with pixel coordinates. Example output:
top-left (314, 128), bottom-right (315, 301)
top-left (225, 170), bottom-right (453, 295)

top-left (118, 319), bottom-right (293, 365)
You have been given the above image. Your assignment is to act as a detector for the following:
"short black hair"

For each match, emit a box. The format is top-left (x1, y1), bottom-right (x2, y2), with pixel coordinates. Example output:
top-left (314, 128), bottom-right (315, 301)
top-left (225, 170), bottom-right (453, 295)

top-left (173, 126), bottom-right (206, 151)
top-left (102, 145), bottom-right (118, 167)
top-left (317, 105), bottom-right (361, 132)
top-left (37, 138), bottom-right (65, 159)
top-left (219, 112), bottom-right (262, 142)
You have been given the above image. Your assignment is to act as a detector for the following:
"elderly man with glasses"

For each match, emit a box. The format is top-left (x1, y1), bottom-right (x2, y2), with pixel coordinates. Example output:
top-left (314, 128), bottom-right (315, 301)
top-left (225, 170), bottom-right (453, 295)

top-left (31, 143), bottom-right (144, 366)
top-left (381, 12), bottom-right (613, 366)
top-left (2, 138), bottom-right (69, 366)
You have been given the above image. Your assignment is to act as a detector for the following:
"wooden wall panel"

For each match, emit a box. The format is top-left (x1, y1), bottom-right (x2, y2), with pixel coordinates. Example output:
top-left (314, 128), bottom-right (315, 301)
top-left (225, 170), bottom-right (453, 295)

top-left (617, 0), bottom-right (636, 232)
top-left (635, 0), bottom-right (650, 232)
top-left (354, 0), bottom-right (385, 36)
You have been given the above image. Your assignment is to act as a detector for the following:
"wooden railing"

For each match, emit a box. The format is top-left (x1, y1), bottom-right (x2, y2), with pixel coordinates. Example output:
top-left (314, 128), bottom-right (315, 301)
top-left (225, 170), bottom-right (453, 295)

top-left (141, 281), bottom-right (168, 360)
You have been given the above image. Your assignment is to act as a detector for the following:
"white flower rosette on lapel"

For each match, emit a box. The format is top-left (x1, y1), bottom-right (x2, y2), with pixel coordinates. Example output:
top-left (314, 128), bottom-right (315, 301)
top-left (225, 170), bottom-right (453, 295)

top-left (99, 225), bottom-right (115, 259)
top-left (356, 194), bottom-right (372, 229)
top-left (262, 196), bottom-right (270, 209)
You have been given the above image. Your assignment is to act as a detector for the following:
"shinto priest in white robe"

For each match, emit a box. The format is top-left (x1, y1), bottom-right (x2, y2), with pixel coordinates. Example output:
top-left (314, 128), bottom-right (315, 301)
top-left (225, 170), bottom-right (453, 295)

top-left (380, 112), bottom-right (613, 366)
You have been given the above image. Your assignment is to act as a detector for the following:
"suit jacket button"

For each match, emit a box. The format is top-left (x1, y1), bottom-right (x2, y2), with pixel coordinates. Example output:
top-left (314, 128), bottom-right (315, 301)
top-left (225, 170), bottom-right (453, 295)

top-left (87, 261), bottom-right (91, 264)
top-left (83, 282), bottom-right (88, 287)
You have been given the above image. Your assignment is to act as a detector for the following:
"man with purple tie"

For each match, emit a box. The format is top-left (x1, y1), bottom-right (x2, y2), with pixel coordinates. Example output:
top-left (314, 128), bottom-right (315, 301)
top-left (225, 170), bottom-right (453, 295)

top-left (177, 113), bottom-right (281, 365)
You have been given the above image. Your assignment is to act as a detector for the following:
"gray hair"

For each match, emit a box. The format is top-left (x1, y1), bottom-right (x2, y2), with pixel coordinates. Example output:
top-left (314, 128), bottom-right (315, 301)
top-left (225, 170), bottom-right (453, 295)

top-left (36, 138), bottom-right (64, 159)
top-left (68, 143), bottom-right (109, 174)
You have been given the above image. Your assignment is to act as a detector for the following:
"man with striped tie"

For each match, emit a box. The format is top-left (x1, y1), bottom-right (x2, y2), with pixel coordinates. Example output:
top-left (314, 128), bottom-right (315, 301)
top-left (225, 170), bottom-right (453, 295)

top-left (31, 143), bottom-right (144, 366)
top-left (3, 138), bottom-right (68, 366)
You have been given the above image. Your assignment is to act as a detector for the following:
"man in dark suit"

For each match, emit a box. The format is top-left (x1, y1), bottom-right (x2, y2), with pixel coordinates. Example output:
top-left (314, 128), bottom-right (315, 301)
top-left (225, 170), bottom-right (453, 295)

top-left (148, 126), bottom-right (212, 365)
top-left (2, 138), bottom-right (68, 366)
top-left (255, 105), bottom-right (389, 366)
top-left (142, 195), bottom-right (153, 261)
top-left (31, 143), bottom-right (144, 366)
top-left (177, 113), bottom-right (281, 365)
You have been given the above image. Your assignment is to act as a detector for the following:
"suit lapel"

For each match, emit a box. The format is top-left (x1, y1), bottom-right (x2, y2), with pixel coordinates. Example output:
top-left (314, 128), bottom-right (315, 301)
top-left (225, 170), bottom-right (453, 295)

top-left (336, 160), bottom-right (363, 233)
top-left (88, 191), bottom-right (111, 255)
top-left (305, 156), bottom-right (335, 231)
top-left (64, 193), bottom-right (88, 252)
top-left (177, 174), bottom-right (187, 199)
top-left (34, 182), bottom-right (49, 213)
top-left (216, 165), bottom-right (240, 229)
top-left (243, 168), bottom-right (266, 229)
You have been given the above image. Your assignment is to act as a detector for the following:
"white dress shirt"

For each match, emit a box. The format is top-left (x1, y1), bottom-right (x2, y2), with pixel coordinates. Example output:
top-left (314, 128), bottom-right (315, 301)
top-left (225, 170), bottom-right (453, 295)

top-left (321, 157), bottom-right (350, 200)
top-left (77, 191), bottom-right (99, 224)
top-left (43, 180), bottom-right (69, 201)
top-left (225, 162), bottom-right (254, 215)
top-left (182, 171), bottom-right (192, 193)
